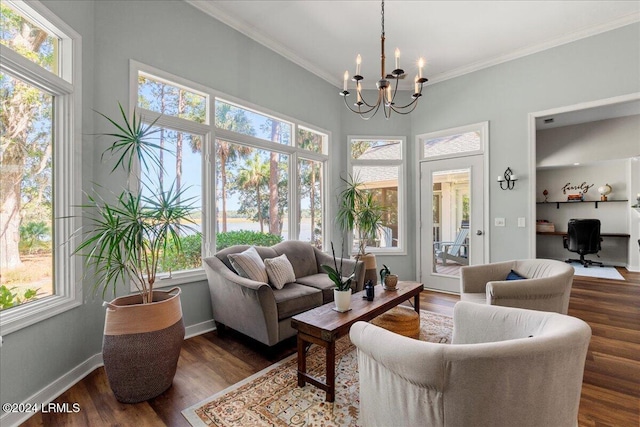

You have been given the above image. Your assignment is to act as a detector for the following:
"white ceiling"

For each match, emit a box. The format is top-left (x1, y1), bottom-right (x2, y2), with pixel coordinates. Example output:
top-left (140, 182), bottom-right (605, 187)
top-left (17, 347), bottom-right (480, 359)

top-left (186, 1), bottom-right (640, 90)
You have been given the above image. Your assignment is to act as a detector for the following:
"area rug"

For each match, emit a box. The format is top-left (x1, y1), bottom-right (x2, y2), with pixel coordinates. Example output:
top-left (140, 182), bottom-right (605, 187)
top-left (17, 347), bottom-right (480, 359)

top-left (571, 264), bottom-right (625, 280)
top-left (182, 309), bottom-right (453, 427)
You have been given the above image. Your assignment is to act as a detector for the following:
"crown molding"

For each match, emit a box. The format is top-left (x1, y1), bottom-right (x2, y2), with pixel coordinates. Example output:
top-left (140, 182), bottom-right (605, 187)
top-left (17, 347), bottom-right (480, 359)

top-left (426, 12), bottom-right (640, 85)
top-left (185, 1), bottom-right (639, 89)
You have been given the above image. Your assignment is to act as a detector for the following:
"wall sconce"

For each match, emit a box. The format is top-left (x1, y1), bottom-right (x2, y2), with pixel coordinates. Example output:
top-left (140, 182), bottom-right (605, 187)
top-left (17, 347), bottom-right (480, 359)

top-left (497, 167), bottom-right (517, 190)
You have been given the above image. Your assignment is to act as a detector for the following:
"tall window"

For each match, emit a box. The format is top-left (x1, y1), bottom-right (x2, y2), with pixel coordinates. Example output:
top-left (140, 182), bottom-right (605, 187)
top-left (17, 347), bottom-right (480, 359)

top-left (214, 99), bottom-right (327, 251)
top-left (133, 65), bottom-right (329, 285)
top-left (0, 0), bottom-right (81, 332)
top-left (348, 137), bottom-right (405, 254)
top-left (137, 73), bottom-right (206, 278)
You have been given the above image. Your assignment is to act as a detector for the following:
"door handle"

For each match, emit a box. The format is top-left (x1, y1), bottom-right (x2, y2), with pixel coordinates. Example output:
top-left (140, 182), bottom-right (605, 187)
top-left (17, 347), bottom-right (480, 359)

top-left (476, 230), bottom-right (483, 236)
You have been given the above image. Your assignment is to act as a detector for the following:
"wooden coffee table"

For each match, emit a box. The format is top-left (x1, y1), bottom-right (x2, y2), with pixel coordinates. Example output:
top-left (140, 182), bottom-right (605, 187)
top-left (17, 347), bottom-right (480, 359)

top-left (290, 281), bottom-right (423, 402)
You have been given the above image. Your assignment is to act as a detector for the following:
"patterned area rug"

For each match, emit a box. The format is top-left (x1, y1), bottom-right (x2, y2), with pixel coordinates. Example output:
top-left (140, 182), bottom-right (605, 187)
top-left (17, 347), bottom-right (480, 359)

top-left (182, 309), bottom-right (453, 427)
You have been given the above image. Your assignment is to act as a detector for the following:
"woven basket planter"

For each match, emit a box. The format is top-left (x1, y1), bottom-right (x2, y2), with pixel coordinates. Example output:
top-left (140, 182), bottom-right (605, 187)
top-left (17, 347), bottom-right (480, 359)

top-left (356, 253), bottom-right (378, 285)
top-left (102, 288), bottom-right (184, 403)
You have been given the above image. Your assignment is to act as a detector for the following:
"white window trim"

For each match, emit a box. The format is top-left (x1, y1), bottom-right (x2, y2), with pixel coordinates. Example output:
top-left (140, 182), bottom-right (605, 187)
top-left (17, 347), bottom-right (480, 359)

top-left (347, 135), bottom-right (407, 256)
top-left (128, 61), bottom-right (330, 290)
top-left (0, 0), bottom-right (82, 335)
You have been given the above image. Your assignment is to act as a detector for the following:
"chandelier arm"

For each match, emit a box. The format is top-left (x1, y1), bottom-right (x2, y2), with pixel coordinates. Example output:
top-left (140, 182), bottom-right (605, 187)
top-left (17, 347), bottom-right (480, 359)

top-left (389, 98), bottom-right (420, 115)
top-left (360, 101), bottom-right (383, 121)
top-left (342, 94), bottom-right (378, 115)
top-left (358, 88), bottom-right (380, 109)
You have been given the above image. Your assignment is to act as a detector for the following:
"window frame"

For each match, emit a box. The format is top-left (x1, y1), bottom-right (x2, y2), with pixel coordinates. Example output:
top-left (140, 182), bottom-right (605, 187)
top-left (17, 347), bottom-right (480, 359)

top-left (129, 61), bottom-right (330, 289)
top-left (347, 135), bottom-right (407, 256)
top-left (0, 0), bottom-right (82, 335)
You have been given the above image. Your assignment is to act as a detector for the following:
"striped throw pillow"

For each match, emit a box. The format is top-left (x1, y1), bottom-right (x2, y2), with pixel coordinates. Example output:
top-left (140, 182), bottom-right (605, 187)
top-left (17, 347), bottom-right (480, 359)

top-left (228, 246), bottom-right (268, 283)
top-left (264, 254), bottom-right (296, 290)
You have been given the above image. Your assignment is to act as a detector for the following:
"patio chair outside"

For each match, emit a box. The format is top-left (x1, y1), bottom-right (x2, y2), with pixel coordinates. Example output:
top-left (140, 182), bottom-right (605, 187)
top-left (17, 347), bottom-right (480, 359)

top-left (434, 226), bottom-right (469, 267)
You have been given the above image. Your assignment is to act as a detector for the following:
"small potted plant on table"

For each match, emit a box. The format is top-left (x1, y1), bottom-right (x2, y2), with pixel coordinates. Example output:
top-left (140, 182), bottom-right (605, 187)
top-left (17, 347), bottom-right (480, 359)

top-left (321, 242), bottom-right (357, 312)
top-left (379, 264), bottom-right (399, 290)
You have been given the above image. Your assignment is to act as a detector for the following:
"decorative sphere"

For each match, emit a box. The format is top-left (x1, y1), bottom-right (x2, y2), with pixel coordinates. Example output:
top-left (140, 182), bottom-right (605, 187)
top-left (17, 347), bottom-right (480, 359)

top-left (597, 184), bottom-right (612, 196)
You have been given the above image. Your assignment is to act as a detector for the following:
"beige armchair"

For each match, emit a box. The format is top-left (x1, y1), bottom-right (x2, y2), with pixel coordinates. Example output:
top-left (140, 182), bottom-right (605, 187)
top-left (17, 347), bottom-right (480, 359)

top-left (459, 258), bottom-right (574, 314)
top-left (350, 301), bottom-right (591, 427)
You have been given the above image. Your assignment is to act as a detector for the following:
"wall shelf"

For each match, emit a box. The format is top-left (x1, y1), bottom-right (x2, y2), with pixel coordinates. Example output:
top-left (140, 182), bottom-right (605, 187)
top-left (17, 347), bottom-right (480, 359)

top-left (536, 200), bottom-right (628, 209)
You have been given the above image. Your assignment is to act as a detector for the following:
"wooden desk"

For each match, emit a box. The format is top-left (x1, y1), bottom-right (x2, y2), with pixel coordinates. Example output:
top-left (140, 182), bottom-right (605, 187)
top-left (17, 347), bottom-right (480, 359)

top-left (537, 231), bottom-right (630, 238)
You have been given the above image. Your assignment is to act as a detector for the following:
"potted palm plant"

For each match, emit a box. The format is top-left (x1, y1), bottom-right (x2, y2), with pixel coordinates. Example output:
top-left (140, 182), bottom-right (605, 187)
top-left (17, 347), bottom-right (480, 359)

top-left (75, 103), bottom-right (198, 403)
top-left (336, 174), bottom-right (385, 284)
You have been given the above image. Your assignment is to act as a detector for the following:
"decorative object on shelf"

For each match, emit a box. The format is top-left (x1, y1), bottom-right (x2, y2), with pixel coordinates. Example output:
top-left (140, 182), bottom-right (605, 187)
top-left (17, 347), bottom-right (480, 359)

top-left (340, 0), bottom-right (428, 119)
top-left (567, 194), bottom-right (584, 202)
top-left (561, 182), bottom-right (594, 195)
top-left (543, 189), bottom-right (549, 202)
top-left (364, 280), bottom-right (375, 301)
top-left (497, 167), bottom-right (517, 190)
top-left (536, 220), bottom-right (555, 233)
top-left (636, 193), bottom-right (640, 206)
top-left (597, 183), bottom-right (612, 201)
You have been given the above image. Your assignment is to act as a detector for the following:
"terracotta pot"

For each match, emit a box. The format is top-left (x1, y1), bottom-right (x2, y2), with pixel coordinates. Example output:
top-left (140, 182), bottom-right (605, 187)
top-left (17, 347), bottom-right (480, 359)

top-left (384, 274), bottom-right (399, 290)
top-left (102, 287), bottom-right (184, 403)
top-left (356, 253), bottom-right (378, 285)
top-left (333, 289), bottom-right (352, 312)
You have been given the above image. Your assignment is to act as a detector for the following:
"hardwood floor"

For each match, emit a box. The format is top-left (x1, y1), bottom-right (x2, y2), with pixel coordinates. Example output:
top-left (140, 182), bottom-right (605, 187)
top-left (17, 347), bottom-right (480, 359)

top-left (20, 269), bottom-right (639, 427)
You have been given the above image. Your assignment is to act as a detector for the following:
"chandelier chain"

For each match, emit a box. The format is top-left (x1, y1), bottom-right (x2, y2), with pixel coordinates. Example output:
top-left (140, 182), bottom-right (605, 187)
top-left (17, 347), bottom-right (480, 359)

top-left (381, 0), bottom-right (385, 37)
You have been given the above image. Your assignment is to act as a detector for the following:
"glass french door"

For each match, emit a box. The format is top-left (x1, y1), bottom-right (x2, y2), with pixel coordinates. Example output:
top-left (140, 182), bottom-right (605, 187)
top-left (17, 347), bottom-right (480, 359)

top-left (420, 155), bottom-right (485, 293)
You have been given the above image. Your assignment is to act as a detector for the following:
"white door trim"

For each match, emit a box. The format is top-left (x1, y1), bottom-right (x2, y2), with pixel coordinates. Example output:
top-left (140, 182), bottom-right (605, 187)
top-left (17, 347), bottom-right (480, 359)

top-left (415, 122), bottom-right (490, 290)
top-left (527, 92), bottom-right (640, 259)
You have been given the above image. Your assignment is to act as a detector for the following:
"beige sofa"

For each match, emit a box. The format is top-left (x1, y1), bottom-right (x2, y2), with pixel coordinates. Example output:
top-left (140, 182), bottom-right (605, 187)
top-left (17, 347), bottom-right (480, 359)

top-left (350, 301), bottom-right (592, 427)
top-left (459, 259), bottom-right (574, 314)
top-left (203, 241), bottom-right (364, 346)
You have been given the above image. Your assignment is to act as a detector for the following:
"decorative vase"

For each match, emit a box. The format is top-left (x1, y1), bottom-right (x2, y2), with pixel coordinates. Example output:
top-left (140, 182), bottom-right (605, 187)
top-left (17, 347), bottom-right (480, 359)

top-left (333, 289), bottom-right (352, 312)
top-left (356, 253), bottom-right (378, 285)
top-left (102, 287), bottom-right (184, 403)
top-left (384, 274), bottom-right (399, 290)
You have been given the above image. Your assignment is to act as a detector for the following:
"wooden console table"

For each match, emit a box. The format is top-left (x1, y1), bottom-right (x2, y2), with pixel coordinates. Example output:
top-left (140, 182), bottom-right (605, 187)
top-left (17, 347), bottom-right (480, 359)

top-left (290, 281), bottom-right (423, 402)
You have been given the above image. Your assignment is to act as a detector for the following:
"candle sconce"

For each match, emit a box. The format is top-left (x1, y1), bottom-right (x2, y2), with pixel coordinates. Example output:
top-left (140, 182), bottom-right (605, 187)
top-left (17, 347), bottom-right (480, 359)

top-left (497, 167), bottom-right (517, 190)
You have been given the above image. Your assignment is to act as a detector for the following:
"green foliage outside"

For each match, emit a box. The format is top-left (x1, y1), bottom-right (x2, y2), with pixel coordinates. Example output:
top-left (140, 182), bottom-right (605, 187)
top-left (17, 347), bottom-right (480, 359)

top-left (19, 221), bottom-right (51, 254)
top-left (216, 230), bottom-right (283, 250)
top-left (159, 234), bottom-right (202, 273)
top-left (0, 285), bottom-right (39, 311)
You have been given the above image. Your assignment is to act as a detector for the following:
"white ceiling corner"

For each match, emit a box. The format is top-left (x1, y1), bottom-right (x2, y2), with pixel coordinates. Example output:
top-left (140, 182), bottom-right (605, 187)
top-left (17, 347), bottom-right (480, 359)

top-left (185, 1), bottom-right (640, 90)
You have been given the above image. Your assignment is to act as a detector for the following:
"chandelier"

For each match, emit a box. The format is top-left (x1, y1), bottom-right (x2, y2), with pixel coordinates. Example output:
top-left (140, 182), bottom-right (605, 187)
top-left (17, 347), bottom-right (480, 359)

top-left (340, 0), bottom-right (428, 119)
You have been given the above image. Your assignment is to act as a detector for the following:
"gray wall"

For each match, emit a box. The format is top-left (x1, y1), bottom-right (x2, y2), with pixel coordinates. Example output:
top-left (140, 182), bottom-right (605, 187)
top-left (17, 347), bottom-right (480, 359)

top-left (410, 22), bottom-right (640, 264)
top-left (2, 0), bottom-right (639, 414)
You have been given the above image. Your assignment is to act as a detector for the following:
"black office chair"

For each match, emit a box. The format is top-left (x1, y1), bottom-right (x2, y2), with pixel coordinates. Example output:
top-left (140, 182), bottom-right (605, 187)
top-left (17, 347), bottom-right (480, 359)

top-left (563, 219), bottom-right (603, 267)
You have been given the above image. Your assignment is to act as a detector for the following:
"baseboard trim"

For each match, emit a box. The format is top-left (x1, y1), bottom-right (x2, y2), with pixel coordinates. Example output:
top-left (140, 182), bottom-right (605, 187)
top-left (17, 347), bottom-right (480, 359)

top-left (185, 319), bottom-right (216, 339)
top-left (1, 320), bottom-right (216, 426)
top-left (0, 353), bottom-right (103, 427)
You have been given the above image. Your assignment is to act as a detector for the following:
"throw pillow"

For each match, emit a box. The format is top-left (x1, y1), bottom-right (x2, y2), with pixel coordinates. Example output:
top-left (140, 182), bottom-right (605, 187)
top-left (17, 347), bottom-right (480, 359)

top-left (264, 254), bottom-right (296, 290)
top-left (228, 246), bottom-right (268, 283)
top-left (505, 270), bottom-right (527, 281)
